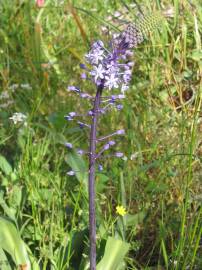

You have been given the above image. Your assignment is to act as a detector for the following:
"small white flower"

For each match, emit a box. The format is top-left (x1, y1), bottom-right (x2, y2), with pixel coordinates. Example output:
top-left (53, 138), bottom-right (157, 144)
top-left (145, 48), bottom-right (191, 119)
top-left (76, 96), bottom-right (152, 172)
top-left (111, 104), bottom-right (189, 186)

top-left (21, 83), bottom-right (32, 90)
top-left (0, 101), bottom-right (14, 108)
top-left (114, 11), bottom-right (121, 18)
top-left (0, 91), bottom-right (9, 99)
top-left (9, 84), bottom-right (19, 92)
top-left (9, 112), bottom-right (27, 125)
top-left (130, 153), bottom-right (138, 160)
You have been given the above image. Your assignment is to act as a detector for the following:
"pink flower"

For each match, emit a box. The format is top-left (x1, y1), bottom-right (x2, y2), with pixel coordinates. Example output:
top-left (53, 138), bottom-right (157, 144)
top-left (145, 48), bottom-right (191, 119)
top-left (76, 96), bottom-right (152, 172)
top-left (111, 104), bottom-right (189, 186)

top-left (36, 0), bottom-right (45, 7)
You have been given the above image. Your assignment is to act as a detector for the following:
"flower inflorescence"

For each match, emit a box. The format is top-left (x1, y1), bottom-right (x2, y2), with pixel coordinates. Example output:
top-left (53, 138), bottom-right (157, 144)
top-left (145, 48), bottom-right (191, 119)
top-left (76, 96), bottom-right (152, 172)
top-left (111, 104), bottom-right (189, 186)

top-left (66, 23), bottom-right (145, 175)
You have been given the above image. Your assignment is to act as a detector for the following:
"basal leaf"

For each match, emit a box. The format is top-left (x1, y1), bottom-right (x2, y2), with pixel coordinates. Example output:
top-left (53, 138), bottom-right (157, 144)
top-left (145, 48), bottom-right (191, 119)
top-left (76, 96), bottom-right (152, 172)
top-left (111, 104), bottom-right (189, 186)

top-left (97, 237), bottom-right (130, 270)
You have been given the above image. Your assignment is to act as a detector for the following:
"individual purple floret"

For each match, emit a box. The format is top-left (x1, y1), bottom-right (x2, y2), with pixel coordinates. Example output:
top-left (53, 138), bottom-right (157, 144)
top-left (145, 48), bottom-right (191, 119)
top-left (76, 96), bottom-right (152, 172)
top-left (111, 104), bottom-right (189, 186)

top-left (80, 63), bottom-right (87, 69)
top-left (69, 112), bottom-right (76, 117)
top-left (109, 140), bottom-right (116, 146)
top-left (68, 86), bottom-right (80, 92)
top-left (80, 93), bottom-right (93, 99)
top-left (116, 129), bottom-right (125, 135)
top-left (97, 129), bottom-right (125, 142)
top-left (65, 115), bottom-right (73, 121)
top-left (115, 152), bottom-right (124, 158)
top-left (111, 94), bottom-right (125, 100)
top-left (67, 170), bottom-right (75, 176)
top-left (77, 149), bottom-right (85, 155)
top-left (81, 73), bottom-right (87, 79)
top-left (77, 121), bottom-right (90, 129)
top-left (65, 112), bottom-right (77, 121)
top-left (116, 104), bottom-right (123, 110)
top-left (103, 143), bottom-right (110, 150)
top-left (98, 164), bottom-right (103, 171)
top-left (88, 110), bottom-right (94, 116)
top-left (65, 142), bottom-right (73, 149)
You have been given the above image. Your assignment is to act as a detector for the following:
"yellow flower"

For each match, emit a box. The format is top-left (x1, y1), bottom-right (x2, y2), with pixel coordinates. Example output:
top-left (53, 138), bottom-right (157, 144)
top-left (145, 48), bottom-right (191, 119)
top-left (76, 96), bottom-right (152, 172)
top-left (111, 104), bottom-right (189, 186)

top-left (116, 205), bottom-right (127, 217)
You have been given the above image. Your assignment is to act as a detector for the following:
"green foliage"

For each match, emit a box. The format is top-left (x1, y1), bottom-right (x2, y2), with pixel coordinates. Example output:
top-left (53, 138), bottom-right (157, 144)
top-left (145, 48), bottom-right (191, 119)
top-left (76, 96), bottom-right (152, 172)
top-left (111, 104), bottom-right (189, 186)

top-left (97, 237), bottom-right (130, 270)
top-left (0, 217), bottom-right (34, 269)
top-left (0, 0), bottom-right (201, 269)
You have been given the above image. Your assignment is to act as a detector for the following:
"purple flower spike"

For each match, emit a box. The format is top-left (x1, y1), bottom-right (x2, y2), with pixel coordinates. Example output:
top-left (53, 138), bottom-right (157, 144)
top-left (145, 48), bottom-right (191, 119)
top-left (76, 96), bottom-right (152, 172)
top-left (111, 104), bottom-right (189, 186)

top-left (115, 152), bottom-right (124, 158)
top-left (84, 25), bottom-right (139, 91)
top-left (67, 170), bottom-right (75, 176)
top-left (65, 142), bottom-right (73, 149)
top-left (116, 129), bottom-right (125, 135)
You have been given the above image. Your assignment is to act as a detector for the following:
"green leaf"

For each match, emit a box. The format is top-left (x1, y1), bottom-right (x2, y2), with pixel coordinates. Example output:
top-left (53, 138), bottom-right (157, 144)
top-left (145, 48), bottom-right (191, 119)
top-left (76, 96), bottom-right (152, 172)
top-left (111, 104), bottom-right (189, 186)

top-left (96, 173), bottom-right (109, 193)
top-left (0, 217), bottom-right (30, 267)
top-left (9, 186), bottom-right (22, 209)
top-left (0, 247), bottom-right (12, 270)
top-left (97, 237), bottom-right (130, 270)
top-left (0, 155), bottom-right (12, 175)
top-left (189, 50), bottom-right (202, 61)
top-left (0, 192), bottom-right (17, 223)
top-left (145, 181), bottom-right (168, 194)
top-left (125, 211), bottom-right (146, 228)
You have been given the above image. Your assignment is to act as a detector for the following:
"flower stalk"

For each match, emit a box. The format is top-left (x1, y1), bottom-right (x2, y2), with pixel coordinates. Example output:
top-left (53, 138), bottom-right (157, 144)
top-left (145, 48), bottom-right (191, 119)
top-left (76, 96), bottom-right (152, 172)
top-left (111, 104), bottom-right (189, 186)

top-left (88, 85), bottom-right (103, 270)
